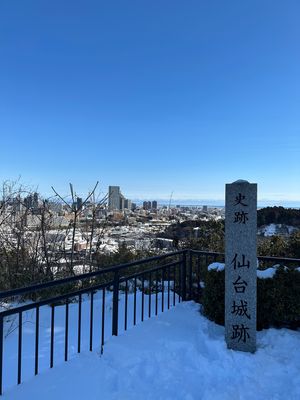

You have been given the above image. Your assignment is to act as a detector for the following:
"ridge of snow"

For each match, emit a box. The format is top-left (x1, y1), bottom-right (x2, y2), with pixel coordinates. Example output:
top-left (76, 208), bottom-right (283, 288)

top-left (208, 262), bottom-right (297, 279)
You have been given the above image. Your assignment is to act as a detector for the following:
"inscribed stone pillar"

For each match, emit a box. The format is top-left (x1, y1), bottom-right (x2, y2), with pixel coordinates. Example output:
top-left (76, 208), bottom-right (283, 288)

top-left (225, 180), bottom-right (257, 353)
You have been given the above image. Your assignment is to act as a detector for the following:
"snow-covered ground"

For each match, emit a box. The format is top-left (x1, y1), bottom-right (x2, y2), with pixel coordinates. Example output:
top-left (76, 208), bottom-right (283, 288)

top-left (2, 293), bottom-right (300, 400)
top-left (258, 223), bottom-right (299, 237)
top-left (1, 288), bottom-right (179, 394)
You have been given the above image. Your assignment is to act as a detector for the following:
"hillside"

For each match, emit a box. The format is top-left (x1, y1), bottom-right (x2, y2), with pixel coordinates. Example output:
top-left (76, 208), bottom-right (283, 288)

top-left (258, 207), bottom-right (300, 227)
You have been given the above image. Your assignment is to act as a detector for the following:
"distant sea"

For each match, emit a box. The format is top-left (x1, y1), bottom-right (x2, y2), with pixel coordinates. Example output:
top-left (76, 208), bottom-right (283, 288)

top-left (133, 199), bottom-right (300, 209)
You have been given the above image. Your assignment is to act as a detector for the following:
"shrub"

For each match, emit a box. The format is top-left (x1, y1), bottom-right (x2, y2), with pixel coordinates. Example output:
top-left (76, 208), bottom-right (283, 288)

top-left (202, 266), bottom-right (300, 330)
top-left (202, 269), bottom-right (225, 326)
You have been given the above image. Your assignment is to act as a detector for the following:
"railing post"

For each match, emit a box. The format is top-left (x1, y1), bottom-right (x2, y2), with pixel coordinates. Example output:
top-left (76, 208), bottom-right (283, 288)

top-left (112, 270), bottom-right (119, 336)
top-left (181, 250), bottom-right (187, 301)
top-left (188, 250), bottom-right (193, 300)
top-left (0, 315), bottom-right (3, 396)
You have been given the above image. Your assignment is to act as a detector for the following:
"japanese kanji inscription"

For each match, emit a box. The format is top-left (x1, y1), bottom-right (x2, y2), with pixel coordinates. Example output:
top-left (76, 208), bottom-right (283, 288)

top-left (225, 180), bottom-right (257, 352)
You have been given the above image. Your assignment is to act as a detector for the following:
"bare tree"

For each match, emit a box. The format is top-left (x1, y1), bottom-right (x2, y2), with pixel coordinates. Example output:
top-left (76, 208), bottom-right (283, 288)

top-left (51, 182), bottom-right (101, 274)
top-left (80, 191), bottom-right (109, 271)
top-left (0, 178), bottom-right (112, 293)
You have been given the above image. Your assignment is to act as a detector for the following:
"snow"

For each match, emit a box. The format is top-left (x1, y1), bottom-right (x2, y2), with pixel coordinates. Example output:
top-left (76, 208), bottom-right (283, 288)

top-left (208, 262), bottom-right (225, 272)
top-left (2, 294), bottom-right (300, 400)
top-left (262, 223), bottom-right (277, 236)
top-left (257, 267), bottom-right (277, 279)
top-left (1, 289), bottom-right (180, 394)
top-left (258, 223), bottom-right (299, 237)
top-left (208, 262), bottom-right (294, 279)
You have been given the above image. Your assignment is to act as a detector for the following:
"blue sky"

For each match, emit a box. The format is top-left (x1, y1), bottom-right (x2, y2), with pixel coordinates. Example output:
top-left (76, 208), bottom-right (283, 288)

top-left (0, 1), bottom-right (299, 204)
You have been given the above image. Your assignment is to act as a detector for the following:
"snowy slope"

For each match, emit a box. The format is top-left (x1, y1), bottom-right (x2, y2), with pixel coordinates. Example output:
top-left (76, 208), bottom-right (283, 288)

top-left (3, 299), bottom-right (300, 400)
top-left (258, 223), bottom-right (299, 237)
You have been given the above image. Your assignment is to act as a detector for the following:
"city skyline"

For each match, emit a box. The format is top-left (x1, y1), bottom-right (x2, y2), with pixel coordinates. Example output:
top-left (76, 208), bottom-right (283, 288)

top-left (2, 180), bottom-right (300, 208)
top-left (0, 1), bottom-right (299, 203)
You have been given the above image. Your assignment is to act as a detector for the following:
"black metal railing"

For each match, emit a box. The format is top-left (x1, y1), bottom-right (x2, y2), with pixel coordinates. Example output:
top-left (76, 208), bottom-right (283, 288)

top-left (0, 249), bottom-right (299, 395)
top-left (0, 250), bottom-right (186, 395)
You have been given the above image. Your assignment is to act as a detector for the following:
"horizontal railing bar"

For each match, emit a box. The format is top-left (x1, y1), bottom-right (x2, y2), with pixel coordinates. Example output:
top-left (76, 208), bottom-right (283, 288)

top-left (2, 249), bottom-right (299, 317)
top-left (0, 281), bottom-right (113, 318)
top-left (189, 250), bottom-right (224, 257)
top-left (119, 260), bottom-right (181, 284)
top-left (0, 250), bottom-right (186, 300)
top-left (257, 256), bottom-right (300, 263)
top-left (190, 250), bottom-right (300, 264)
top-left (0, 260), bottom-right (183, 318)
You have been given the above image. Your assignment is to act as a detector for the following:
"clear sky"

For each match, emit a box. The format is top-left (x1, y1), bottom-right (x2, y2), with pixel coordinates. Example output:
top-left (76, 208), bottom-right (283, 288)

top-left (0, 1), bottom-right (299, 204)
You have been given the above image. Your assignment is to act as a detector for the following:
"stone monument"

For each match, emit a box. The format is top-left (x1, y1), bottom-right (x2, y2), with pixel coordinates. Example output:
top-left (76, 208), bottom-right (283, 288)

top-left (225, 180), bottom-right (257, 353)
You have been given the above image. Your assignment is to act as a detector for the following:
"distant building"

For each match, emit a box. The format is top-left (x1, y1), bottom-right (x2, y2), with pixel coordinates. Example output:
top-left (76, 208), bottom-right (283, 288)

top-left (108, 186), bottom-right (131, 212)
top-left (124, 199), bottom-right (132, 210)
top-left (108, 186), bottom-right (121, 211)
top-left (24, 192), bottom-right (39, 210)
top-left (111, 211), bottom-right (124, 221)
top-left (33, 192), bottom-right (39, 209)
top-left (48, 201), bottom-right (63, 214)
top-left (143, 201), bottom-right (152, 210)
top-left (24, 194), bottom-right (31, 209)
top-left (119, 195), bottom-right (125, 211)
top-left (74, 242), bottom-right (87, 252)
top-left (96, 208), bottom-right (106, 219)
top-left (76, 197), bottom-right (83, 210)
top-left (152, 201), bottom-right (158, 210)
top-left (143, 200), bottom-right (157, 211)
top-left (12, 195), bottom-right (21, 212)
top-left (202, 205), bottom-right (208, 213)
